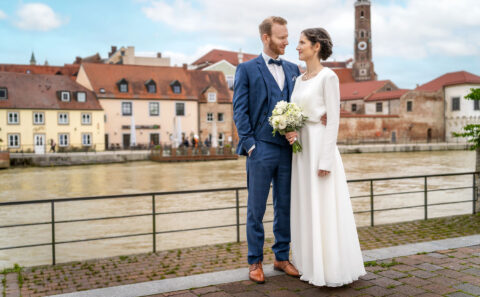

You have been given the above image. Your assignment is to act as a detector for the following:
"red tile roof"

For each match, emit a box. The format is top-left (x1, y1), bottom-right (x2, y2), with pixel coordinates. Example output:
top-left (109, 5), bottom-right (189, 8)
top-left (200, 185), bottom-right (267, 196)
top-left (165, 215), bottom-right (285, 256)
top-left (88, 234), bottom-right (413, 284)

top-left (322, 58), bottom-right (352, 69)
top-left (0, 71), bottom-right (102, 110)
top-left (333, 68), bottom-right (356, 84)
top-left (0, 64), bottom-right (80, 80)
top-left (340, 80), bottom-right (390, 101)
top-left (365, 89), bottom-right (409, 101)
top-left (80, 63), bottom-right (231, 103)
top-left (192, 49), bottom-right (258, 67)
top-left (416, 71), bottom-right (480, 92)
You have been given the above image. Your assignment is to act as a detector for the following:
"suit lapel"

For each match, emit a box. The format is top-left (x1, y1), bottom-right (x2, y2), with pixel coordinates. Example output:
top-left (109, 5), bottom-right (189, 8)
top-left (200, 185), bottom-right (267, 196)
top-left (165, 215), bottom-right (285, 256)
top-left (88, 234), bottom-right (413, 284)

top-left (282, 63), bottom-right (294, 101)
top-left (256, 55), bottom-right (272, 106)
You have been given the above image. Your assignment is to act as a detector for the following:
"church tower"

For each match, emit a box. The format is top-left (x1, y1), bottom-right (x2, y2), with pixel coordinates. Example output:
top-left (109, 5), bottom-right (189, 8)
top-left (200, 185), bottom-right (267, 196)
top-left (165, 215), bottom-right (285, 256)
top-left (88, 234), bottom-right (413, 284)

top-left (353, 0), bottom-right (375, 81)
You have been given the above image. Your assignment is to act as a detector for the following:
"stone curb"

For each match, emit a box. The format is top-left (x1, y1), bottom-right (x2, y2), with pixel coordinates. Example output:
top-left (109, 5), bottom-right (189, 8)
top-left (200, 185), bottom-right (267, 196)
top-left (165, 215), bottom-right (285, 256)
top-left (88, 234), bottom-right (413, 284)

top-left (47, 234), bottom-right (480, 297)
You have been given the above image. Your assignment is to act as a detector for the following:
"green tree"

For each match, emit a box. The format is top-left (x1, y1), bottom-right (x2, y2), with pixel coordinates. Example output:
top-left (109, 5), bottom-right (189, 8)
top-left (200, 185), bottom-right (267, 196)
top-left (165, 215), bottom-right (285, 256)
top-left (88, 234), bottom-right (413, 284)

top-left (453, 88), bottom-right (480, 213)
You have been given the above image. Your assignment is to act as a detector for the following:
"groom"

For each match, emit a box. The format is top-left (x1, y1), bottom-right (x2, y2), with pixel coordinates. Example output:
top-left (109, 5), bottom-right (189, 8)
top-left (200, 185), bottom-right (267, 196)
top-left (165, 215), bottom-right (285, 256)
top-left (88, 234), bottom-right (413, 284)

top-left (233, 16), bottom-right (301, 284)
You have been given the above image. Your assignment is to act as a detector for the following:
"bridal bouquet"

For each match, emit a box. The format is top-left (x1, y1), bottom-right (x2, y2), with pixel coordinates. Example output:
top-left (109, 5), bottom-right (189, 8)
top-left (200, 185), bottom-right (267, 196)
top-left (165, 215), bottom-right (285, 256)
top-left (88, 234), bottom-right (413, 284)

top-left (269, 101), bottom-right (308, 153)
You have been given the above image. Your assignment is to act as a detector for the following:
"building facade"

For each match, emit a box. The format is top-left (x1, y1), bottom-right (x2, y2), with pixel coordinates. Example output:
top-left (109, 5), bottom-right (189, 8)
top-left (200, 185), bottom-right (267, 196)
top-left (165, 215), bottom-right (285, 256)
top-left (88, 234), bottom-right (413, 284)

top-left (77, 63), bottom-right (232, 149)
top-left (0, 72), bottom-right (104, 152)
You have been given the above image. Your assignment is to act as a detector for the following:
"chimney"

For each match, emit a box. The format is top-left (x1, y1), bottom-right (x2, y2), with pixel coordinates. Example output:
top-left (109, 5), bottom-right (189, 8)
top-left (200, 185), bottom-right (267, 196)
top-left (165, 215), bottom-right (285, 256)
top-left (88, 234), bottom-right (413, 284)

top-left (237, 49), bottom-right (244, 64)
top-left (182, 63), bottom-right (188, 70)
top-left (157, 52), bottom-right (162, 58)
top-left (109, 46), bottom-right (117, 57)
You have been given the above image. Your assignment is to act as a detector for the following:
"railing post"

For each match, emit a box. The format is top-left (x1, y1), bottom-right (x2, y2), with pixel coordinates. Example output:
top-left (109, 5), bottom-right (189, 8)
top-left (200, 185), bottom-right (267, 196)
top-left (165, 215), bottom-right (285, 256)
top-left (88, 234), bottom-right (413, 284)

top-left (473, 173), bottom-right (477, 215)
top-left (236, 189), bottom-right (240, 243)
top-left (51, 201), bottom-right (56, 265)
top-left (152, 195), bottom-right (157, 253)
top-left (424, 176), bottom-right (428, 220)
top-left (370, 180), bottom-right (374, 227)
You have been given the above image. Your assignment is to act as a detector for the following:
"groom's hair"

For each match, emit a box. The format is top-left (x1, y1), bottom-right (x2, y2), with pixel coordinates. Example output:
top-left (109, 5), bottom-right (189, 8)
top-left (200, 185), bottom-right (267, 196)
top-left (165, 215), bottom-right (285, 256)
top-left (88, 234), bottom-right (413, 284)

top-left (259, 16), bottom-right (287, 37)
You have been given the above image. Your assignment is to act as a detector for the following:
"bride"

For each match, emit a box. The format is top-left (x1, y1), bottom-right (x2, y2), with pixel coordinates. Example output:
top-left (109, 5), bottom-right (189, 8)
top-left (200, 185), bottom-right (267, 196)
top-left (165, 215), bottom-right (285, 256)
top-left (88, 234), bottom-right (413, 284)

top-left (285, 28), bottom-right (366, 286)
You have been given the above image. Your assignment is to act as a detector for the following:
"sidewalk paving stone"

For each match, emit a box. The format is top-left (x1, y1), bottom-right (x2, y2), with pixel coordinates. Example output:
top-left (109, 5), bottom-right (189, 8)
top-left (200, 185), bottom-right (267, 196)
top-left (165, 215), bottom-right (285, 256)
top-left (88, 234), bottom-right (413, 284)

top-left (1, 214), bottom-right (480, 297)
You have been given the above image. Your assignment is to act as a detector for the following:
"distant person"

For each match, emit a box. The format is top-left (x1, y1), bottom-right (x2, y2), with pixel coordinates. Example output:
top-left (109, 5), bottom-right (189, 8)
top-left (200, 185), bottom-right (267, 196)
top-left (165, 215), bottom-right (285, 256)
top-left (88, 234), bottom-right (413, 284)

top-left (49, 139), bottom-right (56, 153)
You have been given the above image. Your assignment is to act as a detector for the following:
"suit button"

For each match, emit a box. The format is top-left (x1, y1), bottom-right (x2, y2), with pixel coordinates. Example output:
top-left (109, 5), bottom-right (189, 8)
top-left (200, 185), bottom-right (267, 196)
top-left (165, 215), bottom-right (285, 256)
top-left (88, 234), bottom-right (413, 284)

top-left (263, 112), bottom-right (267, 115)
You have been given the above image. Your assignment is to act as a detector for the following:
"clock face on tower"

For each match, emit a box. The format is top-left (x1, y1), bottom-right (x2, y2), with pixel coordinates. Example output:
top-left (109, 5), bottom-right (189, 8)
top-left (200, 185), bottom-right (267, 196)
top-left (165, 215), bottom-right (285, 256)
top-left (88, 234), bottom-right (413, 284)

top-left (358, 41), bottom-right (367, 51)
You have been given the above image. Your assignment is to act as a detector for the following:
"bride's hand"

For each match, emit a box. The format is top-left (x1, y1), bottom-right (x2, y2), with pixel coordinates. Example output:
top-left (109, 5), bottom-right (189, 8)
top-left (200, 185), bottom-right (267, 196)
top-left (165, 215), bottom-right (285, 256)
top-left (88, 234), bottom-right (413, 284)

top-left (285, 131), bottom-right (298, 145)
top-left (318, 170), bottom-right (330, 177)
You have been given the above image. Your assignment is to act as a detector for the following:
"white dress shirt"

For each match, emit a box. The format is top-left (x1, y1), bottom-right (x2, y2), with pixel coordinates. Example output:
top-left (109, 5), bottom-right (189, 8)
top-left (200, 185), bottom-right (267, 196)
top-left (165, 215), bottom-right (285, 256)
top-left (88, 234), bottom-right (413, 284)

top-left (261, 52), bottom-right (285, 91)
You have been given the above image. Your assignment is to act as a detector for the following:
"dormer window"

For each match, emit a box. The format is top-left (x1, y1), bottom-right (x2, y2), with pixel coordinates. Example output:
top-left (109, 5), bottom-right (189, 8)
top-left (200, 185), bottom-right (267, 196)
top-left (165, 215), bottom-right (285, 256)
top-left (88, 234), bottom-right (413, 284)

top-left (61, 91), bottom-right (70, 102)
top-left (170, 80), bottom-right (182, 94)
top-left (77, 92), bottom-right (86, 102)
top-left (99, 88), bottom-right (106, 93)
top-left (117, 79), bottom-right (128, 93)
top-left (208, 92), bottom-right (217, 102)
top-left (145, 80), bottom-right (156, 93)
top-left (0, 87), bottom-right (7, 100)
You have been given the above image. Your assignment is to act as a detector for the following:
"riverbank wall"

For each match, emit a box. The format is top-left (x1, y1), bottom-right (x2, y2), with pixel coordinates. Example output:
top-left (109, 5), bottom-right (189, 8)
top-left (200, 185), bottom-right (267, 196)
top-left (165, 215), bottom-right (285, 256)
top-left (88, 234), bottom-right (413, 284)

top-left (6, 142), bottom-right (469, 167)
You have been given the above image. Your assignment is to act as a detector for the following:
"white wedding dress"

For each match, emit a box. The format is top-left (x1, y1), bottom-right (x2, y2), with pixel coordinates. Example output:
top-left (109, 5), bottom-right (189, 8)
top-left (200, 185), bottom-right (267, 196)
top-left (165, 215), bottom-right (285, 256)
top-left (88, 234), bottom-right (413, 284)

top-left (290, 67), bottom-right (366, 287)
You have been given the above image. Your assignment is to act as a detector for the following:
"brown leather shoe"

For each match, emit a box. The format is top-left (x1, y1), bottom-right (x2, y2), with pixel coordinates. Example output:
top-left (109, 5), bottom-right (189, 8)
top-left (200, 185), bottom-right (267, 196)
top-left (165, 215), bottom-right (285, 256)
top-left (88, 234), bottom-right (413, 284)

top-left (274, 260), bottom-right (300, 278)
top-left (249, 262), bottom-right (265, 284)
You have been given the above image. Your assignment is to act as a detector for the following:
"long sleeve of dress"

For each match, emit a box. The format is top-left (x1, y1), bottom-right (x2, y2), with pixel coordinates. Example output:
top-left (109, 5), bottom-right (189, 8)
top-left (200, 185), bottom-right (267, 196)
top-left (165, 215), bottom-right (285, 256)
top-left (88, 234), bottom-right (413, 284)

top-left (318, 73), bottom-right (340, 172)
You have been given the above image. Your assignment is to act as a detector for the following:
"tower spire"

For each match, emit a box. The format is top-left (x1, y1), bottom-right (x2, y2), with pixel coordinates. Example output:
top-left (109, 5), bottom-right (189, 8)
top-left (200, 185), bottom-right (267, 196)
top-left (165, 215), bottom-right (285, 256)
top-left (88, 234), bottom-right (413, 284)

top-left (30, 52), bottom-right (37, 65)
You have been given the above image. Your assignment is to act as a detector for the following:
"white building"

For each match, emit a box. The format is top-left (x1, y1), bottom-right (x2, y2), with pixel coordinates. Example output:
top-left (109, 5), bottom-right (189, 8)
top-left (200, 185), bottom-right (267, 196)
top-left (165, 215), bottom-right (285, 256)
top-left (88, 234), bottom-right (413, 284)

top-left (416, 71), bottom-right (480, 142)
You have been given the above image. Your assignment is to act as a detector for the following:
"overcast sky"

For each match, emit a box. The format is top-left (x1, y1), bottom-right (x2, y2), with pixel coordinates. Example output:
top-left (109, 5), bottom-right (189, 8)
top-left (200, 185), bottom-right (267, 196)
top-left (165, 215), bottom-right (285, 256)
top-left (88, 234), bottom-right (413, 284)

top-left (0, 0), bottom-right (479, 88)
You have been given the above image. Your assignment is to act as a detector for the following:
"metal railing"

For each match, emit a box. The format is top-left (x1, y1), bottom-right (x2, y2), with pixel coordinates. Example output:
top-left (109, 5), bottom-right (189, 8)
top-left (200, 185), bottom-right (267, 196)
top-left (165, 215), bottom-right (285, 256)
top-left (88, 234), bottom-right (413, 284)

top-left (0, 171), bottom-right (477, 265)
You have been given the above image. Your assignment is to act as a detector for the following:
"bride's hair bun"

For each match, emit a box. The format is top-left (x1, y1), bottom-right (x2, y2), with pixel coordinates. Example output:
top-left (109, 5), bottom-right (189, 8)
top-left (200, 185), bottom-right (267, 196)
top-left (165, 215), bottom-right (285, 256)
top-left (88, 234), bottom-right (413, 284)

top-left (302, 28), bottom-right (333, 61)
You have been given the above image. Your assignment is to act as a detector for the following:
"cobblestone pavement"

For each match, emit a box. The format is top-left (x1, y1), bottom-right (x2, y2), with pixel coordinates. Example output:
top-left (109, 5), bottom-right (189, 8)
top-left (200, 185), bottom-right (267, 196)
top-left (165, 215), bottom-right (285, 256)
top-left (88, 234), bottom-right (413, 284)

top-left (150, 245), bottom-right (480, 297)
top-left (2, 214), bottom-right (480, 297)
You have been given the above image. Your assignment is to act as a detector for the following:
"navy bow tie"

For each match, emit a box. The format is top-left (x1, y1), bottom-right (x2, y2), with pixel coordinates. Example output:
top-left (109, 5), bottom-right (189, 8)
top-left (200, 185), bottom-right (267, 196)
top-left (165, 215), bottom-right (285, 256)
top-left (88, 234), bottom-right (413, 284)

top-left (268, 58), bottom-right (283, 66)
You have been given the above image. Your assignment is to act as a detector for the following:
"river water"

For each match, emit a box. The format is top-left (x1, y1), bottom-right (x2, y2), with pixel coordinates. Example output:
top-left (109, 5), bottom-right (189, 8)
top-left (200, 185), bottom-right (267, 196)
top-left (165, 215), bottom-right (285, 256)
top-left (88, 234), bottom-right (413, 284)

top-left (0, 150), bottom-right (475, 268)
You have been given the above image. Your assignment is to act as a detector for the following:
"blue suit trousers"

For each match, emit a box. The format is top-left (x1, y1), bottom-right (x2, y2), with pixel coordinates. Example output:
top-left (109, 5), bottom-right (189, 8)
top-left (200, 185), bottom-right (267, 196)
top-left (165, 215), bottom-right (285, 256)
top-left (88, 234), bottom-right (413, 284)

top-left (246, 140), bottom-right (292, 264)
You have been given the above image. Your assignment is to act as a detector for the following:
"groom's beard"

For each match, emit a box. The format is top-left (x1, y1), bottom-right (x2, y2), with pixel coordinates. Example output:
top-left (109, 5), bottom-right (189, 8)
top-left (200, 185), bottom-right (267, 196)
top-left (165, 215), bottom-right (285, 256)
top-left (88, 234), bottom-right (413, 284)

top-left (269, 39), bottom-right (285, 56)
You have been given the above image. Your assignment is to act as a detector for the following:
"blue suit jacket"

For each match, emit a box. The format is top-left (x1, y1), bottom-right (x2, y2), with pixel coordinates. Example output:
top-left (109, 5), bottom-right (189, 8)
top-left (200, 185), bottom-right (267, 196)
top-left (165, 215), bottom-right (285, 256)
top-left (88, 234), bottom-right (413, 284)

top-left (233, 55), bottom-right (301, 156)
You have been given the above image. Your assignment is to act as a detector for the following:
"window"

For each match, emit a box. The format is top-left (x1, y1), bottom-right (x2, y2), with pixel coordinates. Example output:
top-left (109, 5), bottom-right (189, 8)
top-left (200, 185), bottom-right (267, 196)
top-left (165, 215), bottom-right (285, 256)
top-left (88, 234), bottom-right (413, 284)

top-left (386, 87), bottom-right (392, 91)
top-left (120, 83), bottom-right (128, 93)
top-left (146, 81), bottom-right (156, 93)
top-left (82, 133), bottom-right (92, 146)
top-left (218, 133), bottom-right (224, 148)
top-left (77, 92), bottom-right (86, 102)
top-left (208, 92), bottom-right (217, 102)
top-left (176, 102), bottom-right (185, 116)
top-left (207, 112), bottom-right (213, 122)
top-left (82, 113), bottom-right (92, 125)
top-left (376, 102), bottom-right (383, 112)
top-left (218, 113), bottom-right (224, 122)
top-left (58, 113), bottom-right (69, 124)
top-left (171, 81), bottom-right (182, 94)
top-left (474, 100), bottom-right (480, 111)
top-left (226, 75), bottom-right (234, 89)
top-left (150, 133), bottom-right (160, 146)
top-left (33, 112), bottom-right (45, 124)
top-left (99, 88), bottom-right (106, 93)
top-left (7, 112), bottom-right (19, 124)
top-left (407, 101), bottom-right (413, 112)
top-left (149, 102), bottom-right (159, 116)
top-left (0, 87), bottom-right (7, 99)
top-left (8, 134), bottom-right (20, 148)
top-left (351, 104), bottom-right (357, 112)
top-left (360, 10), bottom-right (364, 17)
top-left (59, 134), bottom-right (69, 147)
top-left (452, 97), bottom-right (460, 111)
top-left (122, 102), bottom-right (132, 116)
top-left (61, 91), bottom-right (70, 102)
